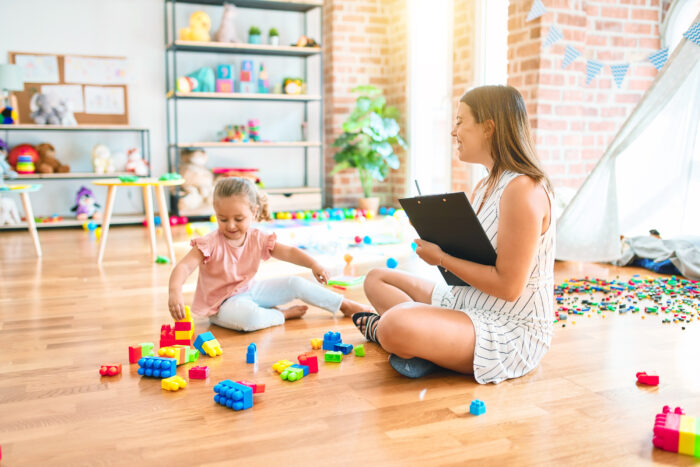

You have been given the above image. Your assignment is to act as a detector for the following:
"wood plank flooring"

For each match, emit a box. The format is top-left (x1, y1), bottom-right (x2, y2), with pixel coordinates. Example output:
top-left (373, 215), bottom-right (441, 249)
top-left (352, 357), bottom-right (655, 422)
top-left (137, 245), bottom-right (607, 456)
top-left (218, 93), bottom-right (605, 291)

top-left (1, 225), bottom-right (698, 466)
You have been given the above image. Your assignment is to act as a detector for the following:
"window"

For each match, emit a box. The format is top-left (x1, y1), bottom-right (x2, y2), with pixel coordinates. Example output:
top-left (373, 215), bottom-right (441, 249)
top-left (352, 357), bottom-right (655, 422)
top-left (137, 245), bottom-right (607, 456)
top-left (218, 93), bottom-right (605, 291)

top-left (662, 0), bottom-right (700, 52)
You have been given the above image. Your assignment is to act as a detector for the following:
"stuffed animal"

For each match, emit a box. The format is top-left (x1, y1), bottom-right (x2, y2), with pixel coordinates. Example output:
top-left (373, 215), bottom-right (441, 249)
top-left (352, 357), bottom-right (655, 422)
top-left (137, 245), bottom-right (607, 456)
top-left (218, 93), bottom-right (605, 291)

top-left (178, 148), bottom-right (213, 212)
top-left (91, 144), bottom-right (115, 174)
top-left (124, 148), bottom-right (149, 176)
top-left (1, 106), bottom-right (18, 124)
top-left (29, 93), bottom-right (77, 126)
top-left (214, 3), bottom-right (242, 43)
top-left (71, 186), bottom-right (102, 220)
top-left (186, 67), bottom-right (215, 92)
top-left (35, 143), bottom-right (70, 174)
top-left (179, 11), bottom-right (211, 41)
top-left (0, 196), bottom-right (21, 225)
top-left (0, 138), bottom-right (17, 185)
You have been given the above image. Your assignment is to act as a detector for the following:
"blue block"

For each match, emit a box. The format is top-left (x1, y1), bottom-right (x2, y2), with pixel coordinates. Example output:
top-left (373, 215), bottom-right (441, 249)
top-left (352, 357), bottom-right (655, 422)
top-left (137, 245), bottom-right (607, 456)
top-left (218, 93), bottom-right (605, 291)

top-left (214, 380), bottom-right (253, 411)
top-left (322, 331), bottom-right (342, 351)
top-left (334, 343), bottom-right (354, 355)
top-left (137, 356), bottom-right (177, 378)
top-left (469, 399), bottom-right (486, 416)
top-left (290, 363), bottom-right (309, 376)
top-left (246, 342), bottom-right (257, 364)
top-left (194, 332), bottom-right (215, 355)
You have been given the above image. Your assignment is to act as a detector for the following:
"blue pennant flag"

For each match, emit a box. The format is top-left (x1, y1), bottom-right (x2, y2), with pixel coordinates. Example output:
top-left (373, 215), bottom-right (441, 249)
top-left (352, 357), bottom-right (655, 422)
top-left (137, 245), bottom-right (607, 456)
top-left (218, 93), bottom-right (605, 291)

top-left (683, 22), bottom-right (700, 46)
top-left (527, 0), bottom-right (547, 22)
top-left (609, 63), bottom-right (630, 88)
top-left (562, 45), bottom-right (581, 69)
top-left (585, 60), bottom-right (604, 85)
top-left (542, 26), bottom-right (563, 48)
top-left (648, 47), bottom-right (669, 70)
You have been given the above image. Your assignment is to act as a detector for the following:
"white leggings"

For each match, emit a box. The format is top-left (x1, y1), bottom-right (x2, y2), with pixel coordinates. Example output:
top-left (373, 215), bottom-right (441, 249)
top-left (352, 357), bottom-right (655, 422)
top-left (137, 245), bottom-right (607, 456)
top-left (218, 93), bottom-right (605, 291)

top-left (210, 276), bottom-right (344, 332)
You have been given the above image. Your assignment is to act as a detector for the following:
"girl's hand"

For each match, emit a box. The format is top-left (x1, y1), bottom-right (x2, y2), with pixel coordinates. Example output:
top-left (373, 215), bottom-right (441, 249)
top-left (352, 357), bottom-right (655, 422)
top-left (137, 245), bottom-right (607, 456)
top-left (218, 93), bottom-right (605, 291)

top-left (414, 238), bottom-right (445, 266)
top-left (311, 262), bottom-right (329, 285)
top-left (168, 292), bottom-right (186, 320)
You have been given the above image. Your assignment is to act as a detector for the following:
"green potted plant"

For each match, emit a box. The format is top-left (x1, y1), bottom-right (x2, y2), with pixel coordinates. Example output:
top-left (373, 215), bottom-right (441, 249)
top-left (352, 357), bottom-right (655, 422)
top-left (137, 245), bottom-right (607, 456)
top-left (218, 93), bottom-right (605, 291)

top-left (331, 85), bottom-right (407, 214)
top-left (268, 28), bottom-right (279, 46)
top-left (248, 26), bottom-right (261, 44)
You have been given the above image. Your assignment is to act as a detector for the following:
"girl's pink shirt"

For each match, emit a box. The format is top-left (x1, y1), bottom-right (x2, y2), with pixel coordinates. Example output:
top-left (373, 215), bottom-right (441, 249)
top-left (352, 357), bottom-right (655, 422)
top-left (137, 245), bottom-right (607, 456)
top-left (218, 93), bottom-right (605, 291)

top-left (190, 228), bottom-right (276, 317)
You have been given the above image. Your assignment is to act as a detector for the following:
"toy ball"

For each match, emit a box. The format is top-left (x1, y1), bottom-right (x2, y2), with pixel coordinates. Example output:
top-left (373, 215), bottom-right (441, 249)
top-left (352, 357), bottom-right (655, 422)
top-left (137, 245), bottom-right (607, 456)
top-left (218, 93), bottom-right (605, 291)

top-left (379, 206), bottom-right (387, 216)
top-left (344, 253), bottom-right (353, 264)
top-left (154, 216), bottom-right (161, 226)
top-left (8, 144), bottom-right (39, 167)
top-left (354, 235), bottom-right (362, 244)
top-left (87, 221), bottom-right (98, 232)
top-left (411, 242), bottom-right (417, 251)
top-left (366, 210), bottom-right (374, 219)
top-left (296, 211), bottom-right (305, 220)
top-left (185, 223), bottom-right (194, 235)
top-left (363, 235), bottom-right (372, 245)
top-left (210, 215), bottom-right (217, 223)
top-left (386, 257), bottom-right (398, 269)
top-left (312, 212), bottom-right (319, 219)
top-left (387, 207), bottom-right (396, 216)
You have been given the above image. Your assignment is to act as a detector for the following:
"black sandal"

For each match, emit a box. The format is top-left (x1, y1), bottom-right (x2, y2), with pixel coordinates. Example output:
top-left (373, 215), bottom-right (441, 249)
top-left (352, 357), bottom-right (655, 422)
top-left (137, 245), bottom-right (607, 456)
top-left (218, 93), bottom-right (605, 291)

top-left (352, 312), bottom-right (381, 344)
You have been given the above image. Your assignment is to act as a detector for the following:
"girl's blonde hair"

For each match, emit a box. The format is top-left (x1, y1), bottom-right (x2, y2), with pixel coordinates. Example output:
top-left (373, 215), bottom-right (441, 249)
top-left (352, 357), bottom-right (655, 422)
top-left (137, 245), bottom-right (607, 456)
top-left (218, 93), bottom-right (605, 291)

top-left (213, 177), bottom-right (271, 221)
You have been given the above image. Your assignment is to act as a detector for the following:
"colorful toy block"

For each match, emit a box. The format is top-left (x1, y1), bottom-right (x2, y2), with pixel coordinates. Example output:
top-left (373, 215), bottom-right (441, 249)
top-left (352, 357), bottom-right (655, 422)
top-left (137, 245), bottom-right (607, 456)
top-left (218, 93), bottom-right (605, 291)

top-left (273, 359), bottom-right (293, 373)
top-left (217, 64), bottom-right (235, 80)
top-left (214, 380), bottom-right (253, 411)
top-left (322, 331), bottom-right (342, 351)
top-left (470, 399), bottom-right (486, 416)
top-left (237, 380), bottom-right (265, 394)
top-left (160, 324), bottom-right (175, 348)
top-left (189, 366), bottom-right (209, 379)
top-left (354, 344), bottom-right (365, 357)
top-left (310, 338), bottom-right (322, 349)
top-left (281, 366), bottom-right (305, 382)
top-left (324, 351), bottom-right (342, 363)
top-left (637, 371), bottom-right (659, 386)
top-left (246, 343), bottom-right (257, 364)
top-left (137, 356), bottom-right (177, 378)
top-left (99, 363), bottom-right (122, 376)
top-left (194, 331), bottom-right (223, 357)
top-left (298, 352), bottom-right (318, 373)
top-left (216, 79), bottom-right (234, 93)
top-left (158, 346), bottom-right (183, 364)
top-left (653, 405), bottom-right (700, 457)
top-left (185, 347), bottom-right (199, 363)
top-left (174, 306), bottom-right (195, 345)
top-left (290, 363), bottom-right (309, 377)
top-left (162, 375), bottom-right (187, 391)
top-left (129, 342), bottom-right (155, 363)
top-left (334, 343), bottom-right (353, 355)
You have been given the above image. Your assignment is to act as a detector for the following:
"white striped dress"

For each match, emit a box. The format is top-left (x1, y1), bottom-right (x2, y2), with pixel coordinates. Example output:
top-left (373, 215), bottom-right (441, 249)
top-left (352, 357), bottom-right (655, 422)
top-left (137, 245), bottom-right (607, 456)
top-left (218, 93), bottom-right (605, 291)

top-left (431, 170), bottom-right (555, 384)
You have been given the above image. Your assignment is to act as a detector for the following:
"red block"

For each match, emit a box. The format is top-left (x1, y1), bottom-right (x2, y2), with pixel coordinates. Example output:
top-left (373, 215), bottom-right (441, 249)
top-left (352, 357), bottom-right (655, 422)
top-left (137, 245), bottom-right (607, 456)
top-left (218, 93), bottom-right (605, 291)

top-left (237, 380), bottom-right (265, 394)
top-left (99, 363), bottom-right (122, 376)
top-left (160, 324), bottom-right (175, 347)
top-left (189, 366), bottom-right (209, 379)
top-left (298, 352), bottom-right (318, 373)
top-left (129, 345), bottom-right (142, 363)
top-left (636, 371), bottom-right (659, 386)
top-left (653, 405), bottom-right (683, 452)
top-left (174, 321), bottom-right (192, 331)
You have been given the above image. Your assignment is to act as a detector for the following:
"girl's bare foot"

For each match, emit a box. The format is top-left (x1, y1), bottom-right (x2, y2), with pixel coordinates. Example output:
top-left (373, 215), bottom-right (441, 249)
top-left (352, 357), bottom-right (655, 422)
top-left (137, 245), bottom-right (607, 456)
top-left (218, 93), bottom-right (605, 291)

top-left (280, 305), bottom-right (308, 320)
top-left (339, 298), bottom-right (373, 318)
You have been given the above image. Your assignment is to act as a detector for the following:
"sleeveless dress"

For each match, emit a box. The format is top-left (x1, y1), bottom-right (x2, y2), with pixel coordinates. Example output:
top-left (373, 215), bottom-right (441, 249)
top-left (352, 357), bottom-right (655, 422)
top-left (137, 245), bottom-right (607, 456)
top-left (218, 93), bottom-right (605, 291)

top-left (430, 170), bottom-right (555, 384)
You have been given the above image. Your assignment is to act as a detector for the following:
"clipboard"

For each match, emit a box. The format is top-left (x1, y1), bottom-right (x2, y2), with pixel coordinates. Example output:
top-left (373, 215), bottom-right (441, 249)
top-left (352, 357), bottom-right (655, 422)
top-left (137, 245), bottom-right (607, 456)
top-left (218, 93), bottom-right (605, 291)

top-left (399, 192), bottom-right (496, 286)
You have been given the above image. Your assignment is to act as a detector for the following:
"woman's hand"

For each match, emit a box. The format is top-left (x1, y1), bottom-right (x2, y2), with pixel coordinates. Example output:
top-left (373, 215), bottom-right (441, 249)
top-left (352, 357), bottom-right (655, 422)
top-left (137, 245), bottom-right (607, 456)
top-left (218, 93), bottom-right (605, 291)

top-left (414, 238), bottom-right (445, 266)
top-left (311, 262), bottom-right (329, 285)
top-left (168, 291), bottom-right (186, 320)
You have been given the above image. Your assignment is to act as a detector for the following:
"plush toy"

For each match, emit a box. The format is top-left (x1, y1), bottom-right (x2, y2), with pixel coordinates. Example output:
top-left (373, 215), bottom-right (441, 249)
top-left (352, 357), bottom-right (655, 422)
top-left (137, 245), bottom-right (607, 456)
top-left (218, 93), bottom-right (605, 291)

top-left (124, 148), bottom-right (149, 176)
top-left (214, 3), bottom-right (242, 43)
top-left (29, 93), bottom-right (77, 126)
top-left (178, 148), bottom-right (213, 212)
top-left (176, 76), bottom-right (198, 93)
top-left (35, 143), bottom-right (70, 174)
top-left (71, 186), bottom-right (102, 220)
top-left (186, 67), bottom-right (215, 92)
top-left (1, 106), bottom-right (18, 124)
top-left (91, 144), bottom-right (115, 174)
top-left (0, 138), bottom-right (17, 185)
top-left (0, 197), bottom-right (21, 225)
top-left (179, 11), bottom-right (211, 41)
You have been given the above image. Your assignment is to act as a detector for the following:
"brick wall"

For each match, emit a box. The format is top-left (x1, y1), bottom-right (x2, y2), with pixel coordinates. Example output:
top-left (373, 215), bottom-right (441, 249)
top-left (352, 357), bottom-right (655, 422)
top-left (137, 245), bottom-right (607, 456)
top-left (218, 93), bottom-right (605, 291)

top-left (508, 0), bottom-right (663, 189)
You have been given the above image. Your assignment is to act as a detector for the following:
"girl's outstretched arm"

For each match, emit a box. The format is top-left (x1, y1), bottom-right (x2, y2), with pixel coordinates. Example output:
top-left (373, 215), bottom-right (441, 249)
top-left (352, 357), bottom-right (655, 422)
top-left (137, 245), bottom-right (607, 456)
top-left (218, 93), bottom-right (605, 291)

top-left (270, 242), bottom-right (329, 284)
top-left (168, 247), bottom-right (205, 320)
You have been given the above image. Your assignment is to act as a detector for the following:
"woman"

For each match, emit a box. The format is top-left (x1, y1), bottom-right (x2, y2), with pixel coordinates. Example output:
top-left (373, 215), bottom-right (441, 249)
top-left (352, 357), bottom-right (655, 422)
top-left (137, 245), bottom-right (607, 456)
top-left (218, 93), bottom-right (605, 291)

top-left (353, 85), bottom-right (555, 384)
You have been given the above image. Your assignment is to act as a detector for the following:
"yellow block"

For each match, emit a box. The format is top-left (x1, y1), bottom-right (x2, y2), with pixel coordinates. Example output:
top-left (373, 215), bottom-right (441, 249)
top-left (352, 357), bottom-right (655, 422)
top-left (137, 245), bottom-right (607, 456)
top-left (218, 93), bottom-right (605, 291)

top-left (310, 338), bottom-right (322, 350)
top-left (175, 330), bottom-right (192, 340)
top-left (162, 375), bottom-right (187, 391)
top-left (273, 360), bottom-right (293, 373)
top-left (679, 416), bottom-right (697, 456)
top-left (177, 305), bottom-right (192, 323)
top-left (202, 339), bottom-right (222, 357)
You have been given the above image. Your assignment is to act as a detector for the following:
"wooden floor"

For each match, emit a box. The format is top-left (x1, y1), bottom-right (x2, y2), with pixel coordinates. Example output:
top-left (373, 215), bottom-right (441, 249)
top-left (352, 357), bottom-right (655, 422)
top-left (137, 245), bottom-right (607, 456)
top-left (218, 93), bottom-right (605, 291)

top-left (1, 225), bottom-right (698, 466)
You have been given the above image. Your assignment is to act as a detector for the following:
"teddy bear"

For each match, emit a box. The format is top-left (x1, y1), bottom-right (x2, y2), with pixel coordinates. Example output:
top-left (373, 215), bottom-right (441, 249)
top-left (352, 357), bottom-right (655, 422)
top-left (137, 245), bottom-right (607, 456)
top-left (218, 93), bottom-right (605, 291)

top-left (178, 148), bottom-right (213, 212)
top-left (91, 144), bottom-right (115, 174)
top-left (35, 143), bottom-right (70, 174)
top-left (179, 11), bottom-right (211, 42)
top-left (124, 148), bottom-right (149, 176)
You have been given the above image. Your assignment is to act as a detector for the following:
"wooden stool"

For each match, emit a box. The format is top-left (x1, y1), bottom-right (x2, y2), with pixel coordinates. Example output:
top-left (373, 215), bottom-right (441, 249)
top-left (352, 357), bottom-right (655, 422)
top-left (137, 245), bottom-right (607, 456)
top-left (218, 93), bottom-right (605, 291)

top-left (92, 178), bottom-right (184, 264)
top-left (0, 183), bottom-right (42, 257)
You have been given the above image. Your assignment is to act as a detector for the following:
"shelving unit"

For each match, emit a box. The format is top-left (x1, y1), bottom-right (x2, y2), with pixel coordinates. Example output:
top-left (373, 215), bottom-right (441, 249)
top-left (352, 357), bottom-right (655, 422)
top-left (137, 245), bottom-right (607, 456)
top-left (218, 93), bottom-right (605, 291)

top-left (164, 0), bottom-right (324, 217)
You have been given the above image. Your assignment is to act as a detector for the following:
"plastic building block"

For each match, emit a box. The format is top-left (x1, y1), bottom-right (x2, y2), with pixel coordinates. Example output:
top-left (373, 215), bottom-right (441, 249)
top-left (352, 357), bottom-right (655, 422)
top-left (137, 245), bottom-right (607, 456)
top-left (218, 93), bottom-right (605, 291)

top-left (237, 380), bottom-right (265, 394)
top-left (155, 255), bottom-right (170, 264)
top-left (290, 363), bottom-right (309, 377)
top-left (202, 339), bottom-right (223, 357)
top-left (214, 380), bottom-right (253, 411)
top-left (189, 366), bottom-right (209, 379)
top-left (273, 359), bottom-right (293, 373)
top-left (216, 79), bottom-right (234, 93)
top-left (246, 343), bottom-right (257, 364)
top-left (174, 306), bottom-right (194, 345)
top-left (141, 342), bottom-right (155, 357)
top-left (160, 324), bottom-right (176, 348)
top-left (298, 352), bottom-right (318, 373)
top-left (310, 338), bottom-right (323, 349)
top-left (334, 343), bottom-right (353, 355)
top-left (322, 331), bottom-right (342, 351)
top-left (99, 363), bottom-right (122, 376)
top-left (354, 344), bottom-right (365, 357)
top-left (324, 351), bottom-right (342, 363)
top-left (185, 347), bottom-right (199, 363)
top-left (281, 366), bottom-right (305, 382)
top-left (469, 399), bottom-right (486, 416)
top-left (637, 371), bottom-right (660, 386)
top-left (129, 345), bottom-right (142, 363)
top-left (137, 356), bottom-right (177, 378)
top-left (162, 375), bottom-right (187, 391)
top-left (653, 405), bottom-right (700, 457)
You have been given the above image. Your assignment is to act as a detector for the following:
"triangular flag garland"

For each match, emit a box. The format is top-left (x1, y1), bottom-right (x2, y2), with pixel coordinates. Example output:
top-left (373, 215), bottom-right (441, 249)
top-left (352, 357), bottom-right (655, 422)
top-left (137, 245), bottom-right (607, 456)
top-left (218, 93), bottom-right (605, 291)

top-left (542, 26), bottom-right (563, 48)
top-left (527, 0), bottom-right (547, 22)
top-left (585, 60), bottom-right (604, 85)
top-left (648, 47), bottom-right (669, 70)
top-left (609, 63), bottom-right (630, 89)
top-left (683, 21), bottom-right (700, 46)
top-left (562, 45), bottom-right (581, 69)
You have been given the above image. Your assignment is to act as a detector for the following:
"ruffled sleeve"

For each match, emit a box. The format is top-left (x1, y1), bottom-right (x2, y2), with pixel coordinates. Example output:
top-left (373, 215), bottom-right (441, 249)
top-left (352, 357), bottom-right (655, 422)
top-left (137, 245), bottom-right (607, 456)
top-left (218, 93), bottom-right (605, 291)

top-left (259, 231), bottom-right (277, 261)
top-left (190, 233), bottom-right (215, 264)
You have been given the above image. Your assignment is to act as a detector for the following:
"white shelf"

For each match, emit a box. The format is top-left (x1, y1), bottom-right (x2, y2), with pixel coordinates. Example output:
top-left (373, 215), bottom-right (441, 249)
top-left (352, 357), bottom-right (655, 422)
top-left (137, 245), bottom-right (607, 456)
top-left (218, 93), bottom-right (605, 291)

top-left (0, 124), bottom-right (148, 131)
top-left (168, 40), bottom-right (321, 56)
top-left (173, 141), bottom-right (321, 148)
top-left (15, 172), bottom-right (136, 181)
top-left (168, 0), bottom-right (322, 11)
top-left (169, 91), bottom-right (321, 102)
top-left (0, 214), bottom-right (145, 231)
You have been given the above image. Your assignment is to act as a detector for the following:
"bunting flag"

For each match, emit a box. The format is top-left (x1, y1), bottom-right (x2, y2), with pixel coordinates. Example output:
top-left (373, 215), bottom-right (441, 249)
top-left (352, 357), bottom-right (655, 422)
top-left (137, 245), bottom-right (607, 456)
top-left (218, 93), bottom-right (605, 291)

top-left (562, 45), bottom-right (581, 69)
top-left (542, 26), bottom-right (563, 48)
top-left (609, 63), bottom-right (630, 88)
top-left (585, 60), bottom-right (604, 84)
top-left (526, 0), bottom-right (547, 22)
top-left (683, 21), bottom-right (700, 46)
top-left (648, 47), bottom-right (669, 70)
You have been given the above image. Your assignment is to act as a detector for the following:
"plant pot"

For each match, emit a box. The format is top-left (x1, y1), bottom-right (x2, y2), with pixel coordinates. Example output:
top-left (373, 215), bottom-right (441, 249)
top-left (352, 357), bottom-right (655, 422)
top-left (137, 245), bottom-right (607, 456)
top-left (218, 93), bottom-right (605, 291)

top-left (269, 36), bottom-right (279, 46)
top-left (358, 197), bottom-right (380, 215)
top-left (248, 34), bottom-right (261, 44)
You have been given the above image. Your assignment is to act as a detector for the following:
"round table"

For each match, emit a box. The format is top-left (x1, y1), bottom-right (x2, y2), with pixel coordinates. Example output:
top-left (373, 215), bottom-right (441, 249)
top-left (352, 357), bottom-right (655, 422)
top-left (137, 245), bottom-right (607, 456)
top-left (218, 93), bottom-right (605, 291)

top-left (92, 178), bottom-right (184, 264)
top-left (0, 183), bottom-right (42, 257)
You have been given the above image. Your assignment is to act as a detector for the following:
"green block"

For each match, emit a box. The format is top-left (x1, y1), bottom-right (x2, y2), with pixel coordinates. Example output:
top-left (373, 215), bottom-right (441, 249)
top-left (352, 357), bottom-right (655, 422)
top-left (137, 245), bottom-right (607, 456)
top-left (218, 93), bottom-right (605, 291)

top-left (354, 344), bottom-right (365, 357)
top-left (156, 255), bottom-right (170, 264)
top-left (281, 367), bottom-right (304, 381)
top-left (140, 342), bottom-right (155, 357)
top-left (159, 172), bottom-right (182, 181)
top-left (119, 175), bottom-right (139, 183)
top-left (186, 348), bottom-right (199, 363)
top-left (324, 351), bottom-right (342, 363)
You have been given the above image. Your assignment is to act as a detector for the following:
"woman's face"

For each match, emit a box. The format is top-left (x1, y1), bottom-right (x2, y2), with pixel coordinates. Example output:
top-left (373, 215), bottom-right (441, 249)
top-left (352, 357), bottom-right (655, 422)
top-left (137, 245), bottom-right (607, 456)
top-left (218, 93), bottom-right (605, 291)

top-left (451, 102), bottom-right (493, 168)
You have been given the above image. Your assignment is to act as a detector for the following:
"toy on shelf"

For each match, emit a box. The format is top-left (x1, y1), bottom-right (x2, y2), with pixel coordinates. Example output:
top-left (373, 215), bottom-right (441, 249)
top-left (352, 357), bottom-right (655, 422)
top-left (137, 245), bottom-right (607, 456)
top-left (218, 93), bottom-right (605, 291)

top-left (91, 144), bottom-right (115, 174)
top-left (268, 28), bottom-right (279, 46)
top-left (283, 77), bottom-right (304, 95)
top-left (8, 144), bottom-right (38, 172)
top-left (214, 3), bottom-right (242, 43)
top-left (239, 60), bottom-right (255, 93)
top-left (0, 138), bottom-right (17, 184)
top-left (128, 342), bottom-right (155, 363)
top-left (137, 356), bottom-right (177, 378)
top-left (16, 155), bottom-right (35, 174)
top-left (216, 64), bottom-right (235, 93)
top-left (35, 143), bottom-right (70, 174)
top-left (1, 105), bottom-right (18, 124)
top-left (194, 331), bottom-right (223, 357)
top-left (187, 67), bottom-right (215, 92)
top-left (176, 76), bottom-right (198, 93)
top-left (169, 215), bottom-right (188, 226)
top-left (99, 363), bottom-right (122, 376)
top-left (124, 148), bottom-right (148, 176)
top-left (636, 372), bottom-right (659, 386)
top-left (119, 175), bottom-right (139, 183)
top-left (71, 186), bottom-right (101, 220)
top-left (469, 399), bottom-right (486, 416)
top-left (293, 35), bottom-right (320, 48)
top-left (29, 93), bottom-right (77, 126)
top-left (162, 375), bottom-right (187, 391)
top-left (214, 380), bottom-right (253, 411)
top-left (248, 26), bottom-right (262, 44)
top-left (219, 124), bottom-right (248, 143)
top-left (248, 119), bottom-right (261, 142)
top-left (160, 173), bottom-right (182, 182)
top-left (189, 366), bottom-right (209, 379)
top-left (213, 168), bottom-right (261, 188)
top-left (653, 405), bottom-right (699, 457)
top-left (257, 64), bottom-right (269, 93)
top-left (246, 343), bottom-right (257, 363)
top-left (179, 11), bottom-right (211, 41)
top-left (178, 148), bottom-right (213, 213)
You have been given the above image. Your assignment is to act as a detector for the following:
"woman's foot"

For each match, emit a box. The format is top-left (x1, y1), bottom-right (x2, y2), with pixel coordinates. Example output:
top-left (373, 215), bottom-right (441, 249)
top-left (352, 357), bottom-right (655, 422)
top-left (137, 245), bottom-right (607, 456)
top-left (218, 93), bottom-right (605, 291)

top-left (279, 305), bottom-right (308, 320)
top-left (339, 298), bottom-right (372, 318)
top-left (389, 354), bottom-right (436, 378)
top-left (352, 311), bottom-right (381, 344)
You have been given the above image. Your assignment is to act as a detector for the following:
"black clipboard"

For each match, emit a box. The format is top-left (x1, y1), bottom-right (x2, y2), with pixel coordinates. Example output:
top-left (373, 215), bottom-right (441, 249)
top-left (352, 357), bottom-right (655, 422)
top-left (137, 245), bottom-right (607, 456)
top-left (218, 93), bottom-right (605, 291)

top-left (399, 192), bottom-right (497, 286)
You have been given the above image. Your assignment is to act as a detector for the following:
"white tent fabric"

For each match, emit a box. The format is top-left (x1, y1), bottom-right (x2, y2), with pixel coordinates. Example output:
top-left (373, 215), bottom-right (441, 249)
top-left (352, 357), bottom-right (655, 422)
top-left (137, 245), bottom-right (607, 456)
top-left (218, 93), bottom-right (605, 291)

top-left (556, 17), bottom-right (700, 262)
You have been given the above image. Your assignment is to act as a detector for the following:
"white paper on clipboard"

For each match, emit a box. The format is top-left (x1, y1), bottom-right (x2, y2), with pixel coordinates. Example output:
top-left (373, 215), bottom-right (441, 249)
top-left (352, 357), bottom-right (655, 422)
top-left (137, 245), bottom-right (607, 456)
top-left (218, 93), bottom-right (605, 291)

top-left (84, 86), bottom-right (125, 115)
top-left (64, 56), bottom-right (128, 85)
top-left (41, 85), bottom-right (85, 112)
top-left (14, 54), bottom-right (59, 83)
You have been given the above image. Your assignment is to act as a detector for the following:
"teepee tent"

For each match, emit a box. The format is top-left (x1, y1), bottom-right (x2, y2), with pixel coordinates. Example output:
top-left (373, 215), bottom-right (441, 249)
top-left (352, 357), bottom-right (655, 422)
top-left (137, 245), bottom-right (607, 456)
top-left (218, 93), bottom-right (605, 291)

top-left (556, 14), bottom-right (700, 262)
